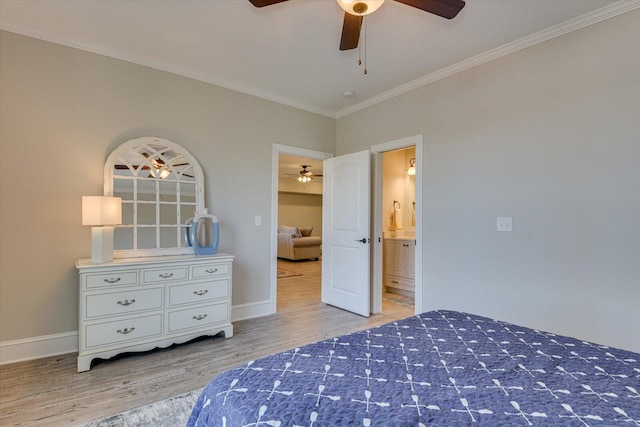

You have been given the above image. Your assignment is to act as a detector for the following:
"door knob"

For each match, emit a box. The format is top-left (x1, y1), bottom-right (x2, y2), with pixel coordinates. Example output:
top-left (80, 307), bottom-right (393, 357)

top-left (355, 238), bottom-right (369, 243)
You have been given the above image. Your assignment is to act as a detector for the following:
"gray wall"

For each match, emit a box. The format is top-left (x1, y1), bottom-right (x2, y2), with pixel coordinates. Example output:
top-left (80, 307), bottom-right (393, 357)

top-left (337, 10), bottom-right (640, 352)
top-left (0, 31), bottom-right (335, 342)
top-left (278, 193), bottom-right (323, 237)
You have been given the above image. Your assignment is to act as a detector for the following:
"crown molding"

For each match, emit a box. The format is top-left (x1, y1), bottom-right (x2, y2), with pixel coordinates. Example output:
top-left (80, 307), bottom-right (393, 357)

top-left (335, 0), bottom-right (640, 119)
top-left (0, 21), bottom-right (336, 119)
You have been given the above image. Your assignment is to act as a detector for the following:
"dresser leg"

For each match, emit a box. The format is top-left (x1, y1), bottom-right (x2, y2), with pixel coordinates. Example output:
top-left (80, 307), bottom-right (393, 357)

top-left (222, 325), bottom-right (234, 338)
top-left (77, 355), bottom-right (93, 373)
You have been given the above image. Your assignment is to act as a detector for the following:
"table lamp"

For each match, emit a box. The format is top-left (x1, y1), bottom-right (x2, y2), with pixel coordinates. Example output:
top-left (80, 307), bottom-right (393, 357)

top-left (82, 196), bottom-right (122, 263)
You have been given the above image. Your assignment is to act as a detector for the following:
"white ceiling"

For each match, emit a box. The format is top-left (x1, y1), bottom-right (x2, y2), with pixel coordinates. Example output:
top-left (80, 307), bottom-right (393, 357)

top-left (1, 0), bottom-right (637, 118)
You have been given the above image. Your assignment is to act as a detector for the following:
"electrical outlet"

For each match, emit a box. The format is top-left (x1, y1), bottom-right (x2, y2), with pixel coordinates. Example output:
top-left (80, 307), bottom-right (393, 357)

top-left (497, 217), bottom-right (512, 232)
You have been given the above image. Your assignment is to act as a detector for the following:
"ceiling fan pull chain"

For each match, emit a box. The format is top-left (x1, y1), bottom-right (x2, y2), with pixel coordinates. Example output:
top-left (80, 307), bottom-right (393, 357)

top-left (363, 14), bottom-right (367, 75)
top-left (358, 25), bottom-right (362, 66)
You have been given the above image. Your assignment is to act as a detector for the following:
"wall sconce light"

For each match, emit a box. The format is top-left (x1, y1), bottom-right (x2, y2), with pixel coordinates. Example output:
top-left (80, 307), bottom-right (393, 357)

top-left (82, 196), bottom-right (122, 263)
top-left (407, 158), bottom-right (416, 176)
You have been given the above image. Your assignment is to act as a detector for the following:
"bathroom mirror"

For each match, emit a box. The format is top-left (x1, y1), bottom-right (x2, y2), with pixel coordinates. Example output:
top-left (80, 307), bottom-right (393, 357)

top-left (104, 136), bottom-right (205, 258)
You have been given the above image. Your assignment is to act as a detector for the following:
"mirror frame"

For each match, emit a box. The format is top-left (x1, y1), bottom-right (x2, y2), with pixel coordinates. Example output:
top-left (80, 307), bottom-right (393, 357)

top-left (104, 136), bottom-right (205, 258)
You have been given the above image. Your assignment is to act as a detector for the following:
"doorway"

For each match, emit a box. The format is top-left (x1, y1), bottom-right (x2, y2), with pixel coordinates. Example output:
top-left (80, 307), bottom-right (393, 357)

top-left (380, 147), bottom-right (417, 311)
top-left (371, 135), bottom-right (423, 315)
top-left (270, 145), bottom-right (332, 314)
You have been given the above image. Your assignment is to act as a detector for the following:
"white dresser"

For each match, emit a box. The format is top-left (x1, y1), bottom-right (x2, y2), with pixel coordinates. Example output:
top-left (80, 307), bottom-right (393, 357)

top-left (76, 253), bottom-right (234, 372)
top-left (383, 238), bottom-right (415, 295)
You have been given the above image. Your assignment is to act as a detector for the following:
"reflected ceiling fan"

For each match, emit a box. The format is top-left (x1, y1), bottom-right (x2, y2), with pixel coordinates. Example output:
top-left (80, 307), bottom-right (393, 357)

top-left (114, 152), bottom-right (194, 178)
top-left (248, 0), bottom-right (465, 51)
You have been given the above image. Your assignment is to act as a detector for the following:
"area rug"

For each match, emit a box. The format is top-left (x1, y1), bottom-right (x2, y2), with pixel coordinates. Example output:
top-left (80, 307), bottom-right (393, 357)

top-left (277, 269), bottom-right (303, 278)
top-left (77, 388), bottom-right (201, 427)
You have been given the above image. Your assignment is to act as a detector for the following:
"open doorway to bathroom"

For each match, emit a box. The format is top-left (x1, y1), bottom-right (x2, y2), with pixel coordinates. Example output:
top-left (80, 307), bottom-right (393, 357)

top-left (380, 146), bottom-right (417, 312)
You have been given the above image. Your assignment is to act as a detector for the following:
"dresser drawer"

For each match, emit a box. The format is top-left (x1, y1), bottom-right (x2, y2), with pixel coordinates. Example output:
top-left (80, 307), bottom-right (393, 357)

top-left (191, 262), bottom-right (230, 279)
top-left (168, 302), bottom-right (229, 333)
top-left (85, 271), bottom-right (138, 289)
top-left (384, 274), bottom-right (415, 292)
top-left (85, 314), bottom-right (162, 348)
top-left (142, 267), bottom-right (187, 284)
top-left (85, 288), bottom-right (163, 319)
top-left (168, 279), bottom-right (229, 307)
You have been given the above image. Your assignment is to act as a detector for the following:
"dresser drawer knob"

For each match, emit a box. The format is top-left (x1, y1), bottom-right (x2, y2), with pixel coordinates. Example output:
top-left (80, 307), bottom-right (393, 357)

top-left (104, 277), bottom-right (121, 284)
top-left (117, 299), bottom-right (136, 306)
top-left (193, 290), bottom-right (209, 296)
top-left (205, 268), bottom-right (218, 274)
top-left (116, 327), bottom-right (135, 335)
top-left (192, 314), bottom-right (208, 321)
top-left (159, 273), bottom-right (174, 279)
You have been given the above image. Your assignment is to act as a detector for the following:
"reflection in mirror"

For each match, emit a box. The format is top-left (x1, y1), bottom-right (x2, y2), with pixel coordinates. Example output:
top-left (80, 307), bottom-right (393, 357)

top-left (114, 227), bottom-right (134, 250)
top-left (160, 227), bottom-right (181, 248)
top-left (159, 204), bottom-right (177, 225)
top-left (137, 227), bottom-right (157, 250)
top-left (159, 180), bottom-right (177, 203)
top-left (138, 203), bottom-right (155, 225)
top-left (105, 137), bottom-right (205, 257)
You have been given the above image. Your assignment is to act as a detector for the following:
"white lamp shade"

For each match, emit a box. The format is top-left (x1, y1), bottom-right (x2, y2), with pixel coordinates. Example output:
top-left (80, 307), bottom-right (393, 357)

top-left (82, 196), bottom-right (122, 226)
top-left (336, 0), bottom-right (385, 16)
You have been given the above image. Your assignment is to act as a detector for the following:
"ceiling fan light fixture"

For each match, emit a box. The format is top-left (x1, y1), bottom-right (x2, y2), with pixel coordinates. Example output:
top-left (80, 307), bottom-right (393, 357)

top-left (297, 165), bottom-right (314, 183)
top-left (336, 0), bottom-right (385, 16)
top-left (159, 168), bottom-right (171, 179)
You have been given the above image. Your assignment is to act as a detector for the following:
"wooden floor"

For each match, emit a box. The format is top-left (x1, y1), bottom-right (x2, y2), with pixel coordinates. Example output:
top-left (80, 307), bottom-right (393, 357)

top-left (0, 259), bottom-right (413, 426)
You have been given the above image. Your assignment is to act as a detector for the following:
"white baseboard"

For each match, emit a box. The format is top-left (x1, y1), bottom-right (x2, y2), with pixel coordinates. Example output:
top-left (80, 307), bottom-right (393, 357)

top-left (231, 299), bottom-right (274, 322)
top-left (0, 300), bottom-right (275, 366)
top-left (0, 331), bottom-right (78, 365)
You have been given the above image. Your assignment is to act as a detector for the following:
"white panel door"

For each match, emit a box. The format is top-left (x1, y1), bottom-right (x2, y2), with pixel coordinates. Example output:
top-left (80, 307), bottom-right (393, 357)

top-left (322, 150), bottom-right (370, 317)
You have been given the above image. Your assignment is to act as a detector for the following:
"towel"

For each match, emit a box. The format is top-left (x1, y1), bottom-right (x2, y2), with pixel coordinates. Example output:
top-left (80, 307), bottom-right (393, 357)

top-left (410, 202), bottom-right (415, 227)
top-left (393, 207), bottom-right (403, 230)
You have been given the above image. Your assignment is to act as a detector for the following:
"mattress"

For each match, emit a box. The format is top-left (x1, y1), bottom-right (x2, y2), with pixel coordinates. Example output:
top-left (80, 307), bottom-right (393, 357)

top-left (188, 310), bottom-right (640, 426)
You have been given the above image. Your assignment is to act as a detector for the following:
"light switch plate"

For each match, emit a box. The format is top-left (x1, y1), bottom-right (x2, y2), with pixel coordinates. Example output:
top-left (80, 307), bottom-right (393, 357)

top-left (497, 217), bottom-right (512, 232)
top-left (255, 215), bottom-right (262, 226)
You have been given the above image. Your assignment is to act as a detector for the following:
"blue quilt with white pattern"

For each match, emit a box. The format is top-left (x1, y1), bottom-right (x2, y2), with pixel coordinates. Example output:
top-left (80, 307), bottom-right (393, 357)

top-left (188, 310), bottom-right (640, 426)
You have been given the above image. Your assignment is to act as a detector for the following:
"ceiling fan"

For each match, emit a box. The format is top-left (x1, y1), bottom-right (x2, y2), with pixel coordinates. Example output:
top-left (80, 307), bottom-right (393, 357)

top-left (114, 152), bottom-right (194, 178)
top-left (248, 0), bottom-right (465, 51)
top-left (297, 165), bottom-right (322, 183)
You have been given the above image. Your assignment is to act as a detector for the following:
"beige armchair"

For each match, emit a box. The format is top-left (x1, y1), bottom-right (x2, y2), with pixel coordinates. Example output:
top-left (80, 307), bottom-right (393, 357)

top-left (277, 226), bottom-right (322, 261)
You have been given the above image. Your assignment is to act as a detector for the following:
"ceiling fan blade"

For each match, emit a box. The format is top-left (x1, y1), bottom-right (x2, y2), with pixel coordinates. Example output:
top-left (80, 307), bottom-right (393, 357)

top-left (114, 165), bottom-right (152, 171)
top-left (340, 12), bottom-right (363, 51)
top-left (394, 0), bottom-right (465, 19)
top-left (248, 0), bottom-right (288, 7)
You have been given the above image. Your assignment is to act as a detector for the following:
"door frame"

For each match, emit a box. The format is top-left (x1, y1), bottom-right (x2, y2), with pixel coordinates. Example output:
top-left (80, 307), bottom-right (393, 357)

top-left (370, 135), bottom-right (423, 315)
top-left (270, 144), bottom-right (333, 314)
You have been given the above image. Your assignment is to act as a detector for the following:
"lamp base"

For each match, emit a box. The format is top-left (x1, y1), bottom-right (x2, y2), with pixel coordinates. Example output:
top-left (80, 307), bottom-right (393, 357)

top-left (91, 226), bottom-right (114, 263)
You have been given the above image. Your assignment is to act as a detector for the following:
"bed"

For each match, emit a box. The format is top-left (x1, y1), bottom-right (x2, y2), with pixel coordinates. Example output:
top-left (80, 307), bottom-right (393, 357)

top-left (188, 310), bottom-right (639, 426)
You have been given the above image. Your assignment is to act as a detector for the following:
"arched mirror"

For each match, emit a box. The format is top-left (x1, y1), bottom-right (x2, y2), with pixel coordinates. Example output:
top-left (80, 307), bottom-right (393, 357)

top-left (104, 137), bottom-right (205, 258)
